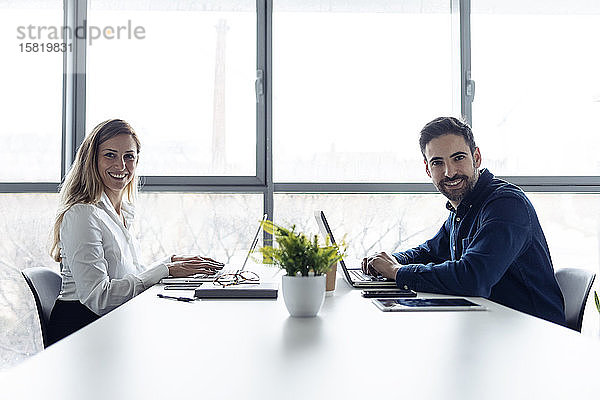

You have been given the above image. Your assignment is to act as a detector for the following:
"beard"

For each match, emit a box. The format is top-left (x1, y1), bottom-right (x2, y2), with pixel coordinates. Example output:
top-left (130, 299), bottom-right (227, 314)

top-left (435, 169), bottom-right (479, 205)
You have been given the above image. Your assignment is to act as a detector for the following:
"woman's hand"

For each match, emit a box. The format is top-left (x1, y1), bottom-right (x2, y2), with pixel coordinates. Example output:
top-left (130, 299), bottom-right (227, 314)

top-left (168, 255), bottom-right (225, 278)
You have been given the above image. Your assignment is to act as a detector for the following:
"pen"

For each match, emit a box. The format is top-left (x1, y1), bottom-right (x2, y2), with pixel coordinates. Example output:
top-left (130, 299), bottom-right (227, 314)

top-left (157, 293), bottom-right (195, 302)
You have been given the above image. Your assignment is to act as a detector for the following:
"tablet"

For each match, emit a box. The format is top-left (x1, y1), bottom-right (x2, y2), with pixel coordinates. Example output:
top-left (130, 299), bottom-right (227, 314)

top-left (373, 298), bottom-right (486, 312)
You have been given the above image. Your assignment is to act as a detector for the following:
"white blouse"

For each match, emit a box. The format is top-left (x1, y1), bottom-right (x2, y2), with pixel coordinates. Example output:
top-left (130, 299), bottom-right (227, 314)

top-left (58, 191), bottom-right (170, 315)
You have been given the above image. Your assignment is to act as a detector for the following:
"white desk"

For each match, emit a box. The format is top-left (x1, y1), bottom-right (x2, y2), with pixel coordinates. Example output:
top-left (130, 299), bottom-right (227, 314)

top-left (2, 269), bottom-right (600, 400)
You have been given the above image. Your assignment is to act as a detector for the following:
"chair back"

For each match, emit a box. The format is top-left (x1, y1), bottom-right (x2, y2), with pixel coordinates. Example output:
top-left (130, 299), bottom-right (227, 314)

top-left (554, 268), bottom-right (596, 332)
top-left (21, 267), bottom-right (62, 348)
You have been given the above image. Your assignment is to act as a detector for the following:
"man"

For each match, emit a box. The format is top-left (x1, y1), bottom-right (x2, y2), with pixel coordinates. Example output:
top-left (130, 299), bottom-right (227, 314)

top-left (363, 117), bottom-right (566, 326)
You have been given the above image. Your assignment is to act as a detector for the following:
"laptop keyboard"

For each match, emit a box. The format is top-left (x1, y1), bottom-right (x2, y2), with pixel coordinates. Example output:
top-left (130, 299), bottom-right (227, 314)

top-left (349, 269), bottom-right (386, 282)
top-left (193, 268), bottom-right (237, 279)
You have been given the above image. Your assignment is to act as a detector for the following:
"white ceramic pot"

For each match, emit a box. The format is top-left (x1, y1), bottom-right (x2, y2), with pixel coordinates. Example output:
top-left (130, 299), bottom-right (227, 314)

top-left (282, 274), bottom-right (326, 317)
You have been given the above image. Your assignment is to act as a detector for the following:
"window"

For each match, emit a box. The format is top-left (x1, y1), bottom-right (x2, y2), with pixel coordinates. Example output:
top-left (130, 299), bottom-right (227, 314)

top-left (0, 1), bottom-right (63, 182)
top-left (273, 0), bottom-right (455, 183)
top-left (529, 193), bottom-right (600, 270)
top-left (86, 1), bottom-right (257, 177)
top-left (471, 1), bottom-right (600, 176)
top-left (274, 193), bottom-right (448, 260)
top-left (135, 192), bottom-right (264, 264)
top-left (0, 193), bottom-right (59, 365)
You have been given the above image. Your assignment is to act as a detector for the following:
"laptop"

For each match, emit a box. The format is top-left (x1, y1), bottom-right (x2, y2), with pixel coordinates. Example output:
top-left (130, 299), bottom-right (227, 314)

top-left (161, 214), bottom-right (267, 285)
top-left (314, 211), bottom-right (397, 288)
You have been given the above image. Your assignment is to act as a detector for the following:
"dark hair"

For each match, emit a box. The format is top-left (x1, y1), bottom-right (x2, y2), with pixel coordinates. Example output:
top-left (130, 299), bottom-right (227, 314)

top-left (419, 117), bottom-right (477, 158)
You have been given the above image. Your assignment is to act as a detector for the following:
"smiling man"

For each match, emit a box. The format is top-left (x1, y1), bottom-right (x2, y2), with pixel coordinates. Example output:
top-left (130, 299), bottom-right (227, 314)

top-left (362, 117), bottom-right (566, 326)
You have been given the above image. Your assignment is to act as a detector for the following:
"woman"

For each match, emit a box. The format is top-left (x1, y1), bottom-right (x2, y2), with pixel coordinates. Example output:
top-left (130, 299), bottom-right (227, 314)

top-left (48, 119), bottom-right (222, 345)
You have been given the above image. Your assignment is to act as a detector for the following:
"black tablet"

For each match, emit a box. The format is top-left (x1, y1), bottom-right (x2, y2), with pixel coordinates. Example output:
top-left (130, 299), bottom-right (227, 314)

top-left (373, 298), bottom-right (486, 311)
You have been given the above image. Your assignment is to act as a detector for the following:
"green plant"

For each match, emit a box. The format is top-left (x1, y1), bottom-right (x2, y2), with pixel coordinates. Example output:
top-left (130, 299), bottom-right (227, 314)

top-left (595, 291), bottom-right (600, 314)
top-left (257, 220), bottom-right (345, 277)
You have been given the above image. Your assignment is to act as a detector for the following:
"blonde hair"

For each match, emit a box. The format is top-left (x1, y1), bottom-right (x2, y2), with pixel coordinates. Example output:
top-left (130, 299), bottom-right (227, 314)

top-left (50, 119), bottom-right (141, 262)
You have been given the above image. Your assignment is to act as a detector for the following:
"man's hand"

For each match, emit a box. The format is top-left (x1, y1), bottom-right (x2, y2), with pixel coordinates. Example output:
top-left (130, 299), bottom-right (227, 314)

top-left (168, 255), bottom-right (224, 278)
top-left (361, 252), bottom-right (400, 280)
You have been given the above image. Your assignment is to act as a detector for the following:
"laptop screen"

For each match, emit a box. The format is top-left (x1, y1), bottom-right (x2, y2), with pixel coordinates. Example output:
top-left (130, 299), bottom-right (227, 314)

top-left (240, 213), bottom-right (268, 271)
top-left (314, 210), bottom-right (396, 287)
top-left (314, 211), bottom-right (354, 276)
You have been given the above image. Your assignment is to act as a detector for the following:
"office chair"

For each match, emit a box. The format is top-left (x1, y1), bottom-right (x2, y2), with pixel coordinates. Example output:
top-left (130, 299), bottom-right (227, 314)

top-left (554, 268), bottom-right (596, 332)
top-left (21, 267), bottom-right (62, 348)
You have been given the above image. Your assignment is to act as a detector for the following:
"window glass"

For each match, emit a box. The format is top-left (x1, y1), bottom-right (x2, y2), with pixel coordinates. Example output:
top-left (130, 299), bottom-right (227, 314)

top-left (0, 193), bottom-right (59, 368)
top-left (471, 1), bottom-right (600, 175)
top-left (528, 193), bottom-right (600, 272)
top-left (0, 2), bottom-right (63, 182)
top-left (273, 0), bottom-right (454, 182)
top-left (527, 193), bottom-right (600, 335)
top-left (274, 193), bottom-right (449, 261)
top-left (136, 192), bottom-right (263, 265)
top-left (86, 1), bottom-right (257, 176)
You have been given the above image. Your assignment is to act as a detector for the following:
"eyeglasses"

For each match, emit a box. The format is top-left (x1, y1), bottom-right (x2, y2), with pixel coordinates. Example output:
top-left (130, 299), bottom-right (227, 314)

top-left (213, 270), bottom-right (260, 287)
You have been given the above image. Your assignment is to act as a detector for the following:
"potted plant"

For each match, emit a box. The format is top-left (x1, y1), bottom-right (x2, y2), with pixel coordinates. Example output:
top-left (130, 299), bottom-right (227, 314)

top-left (258, 220), bottom-right (344, 317)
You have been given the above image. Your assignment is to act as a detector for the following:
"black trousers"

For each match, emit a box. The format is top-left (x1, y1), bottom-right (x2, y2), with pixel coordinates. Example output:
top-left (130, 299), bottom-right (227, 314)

top-left (47, 299), bottom-right (100, 346)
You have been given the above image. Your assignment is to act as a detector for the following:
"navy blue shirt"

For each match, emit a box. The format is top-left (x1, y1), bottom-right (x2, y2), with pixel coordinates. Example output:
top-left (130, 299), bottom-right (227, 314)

top-left (393, 169), bottom-right (566, 326)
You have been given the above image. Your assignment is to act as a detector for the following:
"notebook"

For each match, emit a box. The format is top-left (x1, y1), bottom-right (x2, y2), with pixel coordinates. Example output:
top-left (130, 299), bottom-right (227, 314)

top-left (194, 282), bottom-right (278, 299)
top-left (314, 211), bottom-right (397, 288)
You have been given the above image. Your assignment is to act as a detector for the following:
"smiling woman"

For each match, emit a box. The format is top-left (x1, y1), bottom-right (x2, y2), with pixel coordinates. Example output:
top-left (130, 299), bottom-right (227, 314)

top-left (46, 119), bottom-right (223, 345)
top-left (49, 119), bottom-right (141, 252)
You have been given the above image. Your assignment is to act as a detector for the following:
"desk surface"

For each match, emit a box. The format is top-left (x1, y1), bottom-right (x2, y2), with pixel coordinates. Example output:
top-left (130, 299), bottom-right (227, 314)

top-left (2, 267), bottom-right (600, 400)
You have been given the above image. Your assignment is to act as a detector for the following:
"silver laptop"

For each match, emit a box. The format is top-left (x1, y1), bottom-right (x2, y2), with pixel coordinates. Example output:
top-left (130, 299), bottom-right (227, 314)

top-left (161, 214), bottom-right (267, 285)
top-left (314, 211), bottom-right (397, 288)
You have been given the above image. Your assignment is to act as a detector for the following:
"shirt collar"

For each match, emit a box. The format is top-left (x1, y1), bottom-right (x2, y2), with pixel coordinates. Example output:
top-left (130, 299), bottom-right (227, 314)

top-left (99, 191), bottom-right (135, 227)
top-left (445, 168), bottom-right (493, 214)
